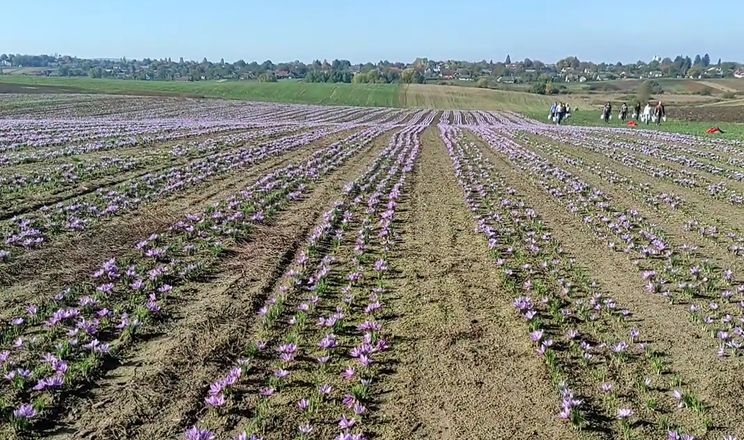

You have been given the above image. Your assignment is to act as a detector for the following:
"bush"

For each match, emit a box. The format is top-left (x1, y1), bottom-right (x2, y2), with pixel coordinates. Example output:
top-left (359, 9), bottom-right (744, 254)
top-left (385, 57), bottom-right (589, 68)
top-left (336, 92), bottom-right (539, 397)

top-left (723, 91), bottom-right (737, 99)
top-left (699, 88), bottom-right (712, 96)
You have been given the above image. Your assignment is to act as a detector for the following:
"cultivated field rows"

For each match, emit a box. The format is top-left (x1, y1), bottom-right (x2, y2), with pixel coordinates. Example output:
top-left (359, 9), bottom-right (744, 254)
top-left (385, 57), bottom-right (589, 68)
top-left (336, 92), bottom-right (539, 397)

top-left (0, 95), bottom-right (743, 440)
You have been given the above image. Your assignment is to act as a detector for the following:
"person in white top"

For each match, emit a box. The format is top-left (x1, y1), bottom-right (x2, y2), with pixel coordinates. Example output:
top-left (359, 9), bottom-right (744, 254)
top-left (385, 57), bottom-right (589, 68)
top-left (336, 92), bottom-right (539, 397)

top-left (642, 103), bottom-right (653, 124)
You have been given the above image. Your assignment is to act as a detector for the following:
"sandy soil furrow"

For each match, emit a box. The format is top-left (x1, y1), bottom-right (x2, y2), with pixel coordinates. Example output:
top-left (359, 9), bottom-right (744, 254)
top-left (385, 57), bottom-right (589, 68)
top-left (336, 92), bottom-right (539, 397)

top-left (376, 128), bottom-right (577, 440)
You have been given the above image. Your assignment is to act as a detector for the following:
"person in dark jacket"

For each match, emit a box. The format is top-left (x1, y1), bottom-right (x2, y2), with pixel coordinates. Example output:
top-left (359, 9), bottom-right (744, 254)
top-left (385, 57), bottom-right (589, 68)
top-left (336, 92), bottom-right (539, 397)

top-left (602, 102), bottom-right (612, 123)
top-left (634, 102), bottom-right (642, 120)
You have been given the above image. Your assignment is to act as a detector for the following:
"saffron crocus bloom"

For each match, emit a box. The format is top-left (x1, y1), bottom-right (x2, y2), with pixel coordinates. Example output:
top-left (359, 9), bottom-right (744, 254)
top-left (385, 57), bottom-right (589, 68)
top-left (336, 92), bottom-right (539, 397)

top-left (319, 334), bottom-right (338, 350)
top-left (353, 402), bottom-right (367, 415)
top-left (205, 393), bottom-right (226, 407)
top-left (298, 423), bottom-right (313, 434)
top-left (357, 354), bottom-right (372, 367)
top-left (208, 382), bottom-right (223, 396)
top-left (612, 341), bottom-right (629, 353)
top-left (341, 367), bottom-right (356, 380)
top-left (259, 387), bottom-right (275, 397)
top-left (617, 408), bottom-right (634, 419)
top-left (373, 259), bottom-right (388, 272)
top-left (12, 403), bottom-right (37, 419)
top-left (298, 399), bottom-right (310, 411)
top-left (672, 389), bottom-right (684, 406)
top-left (274, 369), bottom-right (290, 379)
top-left (630, 329), bottom-right (640, 341)
top-left (338, 415), bottom-right (356, 429)
top-left (600, 382), bottom-right (613, 393)
top-left (184, 426), bottom-right (216, 440)
top-left (530, 330), bottom-right (544, 342)
top-left (319, 384), bottom-right (333, 396)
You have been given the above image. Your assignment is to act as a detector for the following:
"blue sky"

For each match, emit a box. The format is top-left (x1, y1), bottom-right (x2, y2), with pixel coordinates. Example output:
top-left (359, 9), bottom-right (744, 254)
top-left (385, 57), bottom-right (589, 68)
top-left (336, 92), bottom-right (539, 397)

top-left (2, 0), bottom-right (741, 64)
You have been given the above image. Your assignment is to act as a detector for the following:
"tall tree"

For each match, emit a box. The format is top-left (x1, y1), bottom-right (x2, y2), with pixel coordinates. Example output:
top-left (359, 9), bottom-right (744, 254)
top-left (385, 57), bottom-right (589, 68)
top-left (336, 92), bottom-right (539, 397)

top-left (505, 54), bottom-right (511, 64)
top-left (693, 54), bottom-right (702, 66)
top-left (702, 53), bottom-right (710, 67)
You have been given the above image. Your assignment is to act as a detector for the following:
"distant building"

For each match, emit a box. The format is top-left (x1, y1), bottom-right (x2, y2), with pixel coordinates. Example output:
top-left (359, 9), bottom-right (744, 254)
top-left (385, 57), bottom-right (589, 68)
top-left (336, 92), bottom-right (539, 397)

top-left (733, 69), bottom-right (744, 79)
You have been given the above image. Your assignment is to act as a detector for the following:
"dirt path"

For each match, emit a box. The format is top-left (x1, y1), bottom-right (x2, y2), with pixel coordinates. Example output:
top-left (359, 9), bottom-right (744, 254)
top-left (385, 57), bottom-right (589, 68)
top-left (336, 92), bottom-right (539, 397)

top-left (377, 128), bottom-right (577, 440)
top-left (699, 81), bottom-right (738, 93)
top-left (46, 132), bottom-right (395, 440)
top-left (476, 138), bottom-right (744, 437)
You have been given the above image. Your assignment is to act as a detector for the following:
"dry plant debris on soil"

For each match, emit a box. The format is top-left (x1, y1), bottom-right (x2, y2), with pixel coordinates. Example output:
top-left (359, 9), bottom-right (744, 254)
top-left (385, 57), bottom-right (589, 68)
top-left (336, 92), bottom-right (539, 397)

top-left (0, 94), bottom-right (743, 440)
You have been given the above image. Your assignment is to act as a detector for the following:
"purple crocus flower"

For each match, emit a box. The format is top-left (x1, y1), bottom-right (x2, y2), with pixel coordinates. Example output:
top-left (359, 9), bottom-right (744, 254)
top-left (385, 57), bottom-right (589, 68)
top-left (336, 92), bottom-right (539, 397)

top-left (672, 389), bottom-right (684, 407)
top-left (298, 398), bottom-right (310, 411)
top-left (617, 408), bottom-right (634, 419)
top-left (353, 402), bottom-right (368, 415)
top-left (612, 341), bottom-right (629, 353)
top-left (12, 403), bottom-right (37, 419)
top-left (338, 415), bottom-right (356, 430)
top-left (530, 330), bottom-right (544, 342)
top-left (319, 334), bottom-right (338, 350)
top-left (373, 259), bottom-right (388, 272)
top-left (630, 328), bottom-right (640, 341)
top-left (341, 367), bottom-right (356, 380)
top-left (259, 387), bottom-right (275, 397)
top-left (205, 393), bottom-right (226, 407)
top-left (33, 375), bottom-right (64, 390)
top-left (319, 384), bottom-right (333, 396)
top-left (298, 423), bottom-right (313, 435)
top-left (184, 426), bottom-right (216, 440)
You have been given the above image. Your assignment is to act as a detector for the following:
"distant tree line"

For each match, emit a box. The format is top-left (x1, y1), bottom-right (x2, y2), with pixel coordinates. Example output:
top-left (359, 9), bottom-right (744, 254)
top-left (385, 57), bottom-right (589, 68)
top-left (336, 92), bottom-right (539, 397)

top-left (0, 53), bottom-right (741, 84)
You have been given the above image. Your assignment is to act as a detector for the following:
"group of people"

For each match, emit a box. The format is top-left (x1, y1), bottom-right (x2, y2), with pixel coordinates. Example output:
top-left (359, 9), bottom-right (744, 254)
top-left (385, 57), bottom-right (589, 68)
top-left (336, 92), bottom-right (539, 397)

top-left (549, 101), bottom-right (572, 125)
top-left (602, 101), bottom-right (666, 125)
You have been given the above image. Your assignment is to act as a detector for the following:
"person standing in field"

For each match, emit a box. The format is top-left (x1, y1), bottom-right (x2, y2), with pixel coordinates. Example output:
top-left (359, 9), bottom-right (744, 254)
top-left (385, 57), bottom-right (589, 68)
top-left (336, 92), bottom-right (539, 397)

top-left (556, 102), bottom-right (567, 125)
top-left (602, 102), bottom-right (612, 122)
top-left (655, 101), bottom-right (666, 125)
top-left (549, 102), bottom-right (557, 122)
top-left (634, 102), bottom-right (641, 120)
top-left (643, 102), bottom-right (653, 124)
top-left (620, 102), bottom-right (628, 121)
